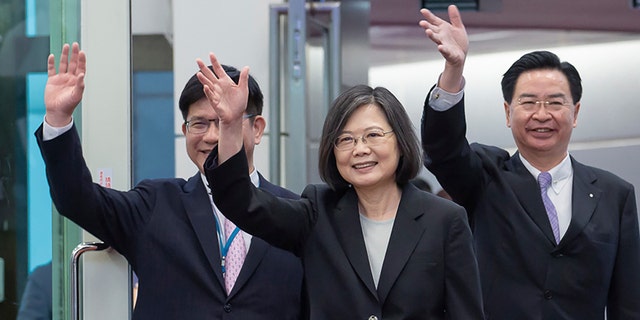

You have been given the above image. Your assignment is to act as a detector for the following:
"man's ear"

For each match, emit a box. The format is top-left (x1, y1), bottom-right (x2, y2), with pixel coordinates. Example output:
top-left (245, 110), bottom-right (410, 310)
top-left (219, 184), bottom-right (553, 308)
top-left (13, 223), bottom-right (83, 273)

top-left (504, 101), bottom-right (511, 128)
top-left (572, 101), bottom-right (580, 128)
top-left (181, 122), bottom-right (187, 135)
top-left (252, 116), bottom-right (266, 144)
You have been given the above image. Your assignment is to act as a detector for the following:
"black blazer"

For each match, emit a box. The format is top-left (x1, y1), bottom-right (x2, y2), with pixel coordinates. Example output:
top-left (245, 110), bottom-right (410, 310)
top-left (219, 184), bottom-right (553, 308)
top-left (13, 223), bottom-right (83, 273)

top-left (421, 93), bottom-right (640, 320)
top-left (205, 148), bottom-right (484, 320)
top-left (35, 124), bottom-right (303, 320)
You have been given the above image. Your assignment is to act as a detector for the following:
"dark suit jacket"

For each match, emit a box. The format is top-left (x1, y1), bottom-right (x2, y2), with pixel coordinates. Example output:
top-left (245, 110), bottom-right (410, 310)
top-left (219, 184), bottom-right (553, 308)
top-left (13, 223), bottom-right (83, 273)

top-left (17, 262), bottom-right (53, 320)
top-left (205, 148), bottom-right (484, 320)
top-left (421, 94), bottom-right (640, 320)
top-left (35, 124), bottom-right (303, 320)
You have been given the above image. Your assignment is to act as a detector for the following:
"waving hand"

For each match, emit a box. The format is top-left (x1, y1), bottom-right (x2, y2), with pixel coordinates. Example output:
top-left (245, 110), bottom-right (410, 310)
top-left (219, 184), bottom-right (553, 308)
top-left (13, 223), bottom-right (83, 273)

top-left (44, 42), bottom-right (86, 127)
top-left (195, 53), bottom-right (250, 163)
top-left (419, 5), bottom-right (468, 92)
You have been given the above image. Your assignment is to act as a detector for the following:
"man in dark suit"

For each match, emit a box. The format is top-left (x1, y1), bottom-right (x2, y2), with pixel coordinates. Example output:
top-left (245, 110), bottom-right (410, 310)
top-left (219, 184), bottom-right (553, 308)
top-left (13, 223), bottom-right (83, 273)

top-left (34, 43), bottom-right (302, 319)
top-left (419, 5), bottom-right (640, 320)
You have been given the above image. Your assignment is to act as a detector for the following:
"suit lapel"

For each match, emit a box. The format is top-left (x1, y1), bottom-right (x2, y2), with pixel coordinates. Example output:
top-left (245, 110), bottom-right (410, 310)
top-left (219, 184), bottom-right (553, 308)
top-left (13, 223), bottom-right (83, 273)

top-left (227, 237), bottom-right (268, 297)
top-left (376, 185), bottom-right (425, 304)
top-left (333, 189), bottom-right (378, 299)
top-left (227, 176), bottom-right (281, 297)
top-left (506, 154), bottom-right (558, 245)
top-left (561, 159), bottom-right (600, 245)
top-left (182, 174), bottom-right (225, 289)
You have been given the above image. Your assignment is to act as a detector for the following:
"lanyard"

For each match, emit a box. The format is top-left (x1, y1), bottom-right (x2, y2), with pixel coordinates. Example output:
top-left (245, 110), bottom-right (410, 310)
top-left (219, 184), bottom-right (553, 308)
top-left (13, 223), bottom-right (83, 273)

top-left (213, 213), bottom-right (241, 275)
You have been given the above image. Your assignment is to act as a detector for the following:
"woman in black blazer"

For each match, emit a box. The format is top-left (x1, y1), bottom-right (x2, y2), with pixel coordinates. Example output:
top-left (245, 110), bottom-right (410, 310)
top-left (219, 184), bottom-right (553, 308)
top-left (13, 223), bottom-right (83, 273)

top-left (197, 54), bottom-right (484, 319)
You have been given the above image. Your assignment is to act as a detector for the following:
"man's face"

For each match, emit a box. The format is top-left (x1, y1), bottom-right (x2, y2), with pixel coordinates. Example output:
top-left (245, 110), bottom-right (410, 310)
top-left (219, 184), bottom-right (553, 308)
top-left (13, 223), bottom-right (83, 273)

top-left (504, 69), bottom-right (580, 165)
top-left (181, 97), bottom-right (265, 174)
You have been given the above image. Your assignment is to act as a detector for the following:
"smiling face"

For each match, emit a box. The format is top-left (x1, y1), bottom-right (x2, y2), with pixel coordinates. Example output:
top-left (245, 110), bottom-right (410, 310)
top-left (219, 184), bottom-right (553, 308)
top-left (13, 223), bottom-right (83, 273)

top-left (334, 104), bottom-right (400, 191)
top-left (504, 69), bottom-right (580, 167)
top-left (181, 97), bottom-right (265, 174)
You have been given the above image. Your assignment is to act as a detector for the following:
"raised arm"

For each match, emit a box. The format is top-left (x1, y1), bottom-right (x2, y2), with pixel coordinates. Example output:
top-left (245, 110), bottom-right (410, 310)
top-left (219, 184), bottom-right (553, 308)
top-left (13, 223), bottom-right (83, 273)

top-left (44, 42), bottom-right (86, 127)
top-left (419, 5), bottom-right (468, 92)
top-left (195, 53), bottom-right (249, 164)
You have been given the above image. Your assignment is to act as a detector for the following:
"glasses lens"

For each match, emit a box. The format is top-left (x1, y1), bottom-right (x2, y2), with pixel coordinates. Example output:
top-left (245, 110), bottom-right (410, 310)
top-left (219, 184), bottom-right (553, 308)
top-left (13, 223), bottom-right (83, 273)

top-left (364, 130), bottom-right (387, 146)
top-left (335, 135), bottom-right (355, 150)
top-left (546, 99), bottom-right (568, 111)
top-left (187, 120), bottom-right (209, 134)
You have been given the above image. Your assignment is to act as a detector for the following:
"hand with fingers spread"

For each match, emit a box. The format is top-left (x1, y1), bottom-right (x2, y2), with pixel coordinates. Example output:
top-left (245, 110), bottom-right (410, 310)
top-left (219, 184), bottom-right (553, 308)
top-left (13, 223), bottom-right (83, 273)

top-left (44, 42), bottom-right (87, 127)
top-left (196, 53), bottom-right (249, 126)
top-left (195, 52), bottom-right (250, 163)
top-left (419, 5), bottom-right (468, 67)
top-left (419, 5), bottom-right (468, 92)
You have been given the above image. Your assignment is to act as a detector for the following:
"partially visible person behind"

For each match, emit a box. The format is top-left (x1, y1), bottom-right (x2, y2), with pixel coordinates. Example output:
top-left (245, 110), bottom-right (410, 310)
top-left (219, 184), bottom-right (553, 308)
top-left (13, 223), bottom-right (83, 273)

top-left (410, 177), bottom-right (452, 200)
top-left (197, 53), bottom-right (484, 319)
top-left (409, 177), bottom-right (432, 193)
top-left (35, 43), bottom-right (303, 319)
top-left (17, 262), bottom-right (52, 320)
top-left (419, 5), bottom-right (640, 319)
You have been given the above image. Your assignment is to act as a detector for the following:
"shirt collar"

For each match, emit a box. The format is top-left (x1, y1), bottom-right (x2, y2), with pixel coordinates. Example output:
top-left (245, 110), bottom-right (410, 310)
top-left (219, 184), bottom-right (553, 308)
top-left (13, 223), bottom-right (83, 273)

top-left (519, 153), bottom-right (573, 194)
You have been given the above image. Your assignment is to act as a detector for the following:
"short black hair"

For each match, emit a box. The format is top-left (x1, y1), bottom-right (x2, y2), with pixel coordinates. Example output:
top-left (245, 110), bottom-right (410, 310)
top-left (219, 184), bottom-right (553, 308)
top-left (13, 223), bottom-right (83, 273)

top-left (501, 50), bottom-right (582, 104)
top-left (178, 65), bottom-right (263, 120)
top-left (318, 85), bottom-right (422, 190)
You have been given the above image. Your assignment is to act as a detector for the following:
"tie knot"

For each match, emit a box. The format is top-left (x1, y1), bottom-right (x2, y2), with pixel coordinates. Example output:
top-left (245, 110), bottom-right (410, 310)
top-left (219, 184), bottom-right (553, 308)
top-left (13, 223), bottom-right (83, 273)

top-left (538, 172), bottom-right (552, 190)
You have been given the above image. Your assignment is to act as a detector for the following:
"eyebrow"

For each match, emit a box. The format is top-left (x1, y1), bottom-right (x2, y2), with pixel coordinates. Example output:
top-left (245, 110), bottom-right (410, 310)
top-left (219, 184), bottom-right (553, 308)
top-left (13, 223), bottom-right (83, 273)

top-left (186, 117), bottom-right (219, 122)
top-left (518, 93), bottom-right (567, 99)
top-left (339, 126), bottom-right (386, 134)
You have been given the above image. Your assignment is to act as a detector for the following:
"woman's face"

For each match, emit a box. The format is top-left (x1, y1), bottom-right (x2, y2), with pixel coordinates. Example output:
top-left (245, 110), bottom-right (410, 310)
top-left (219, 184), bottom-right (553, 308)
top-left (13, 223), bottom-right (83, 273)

top-left (334, 104), bottom-right (400, 191)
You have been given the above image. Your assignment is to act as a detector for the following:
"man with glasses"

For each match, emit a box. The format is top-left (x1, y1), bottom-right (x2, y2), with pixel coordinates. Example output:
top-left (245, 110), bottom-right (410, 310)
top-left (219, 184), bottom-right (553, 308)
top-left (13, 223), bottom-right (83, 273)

top-left (35, 43), bottom-right (303, 319)
top-left (419, 5), bottom-right (640, 320)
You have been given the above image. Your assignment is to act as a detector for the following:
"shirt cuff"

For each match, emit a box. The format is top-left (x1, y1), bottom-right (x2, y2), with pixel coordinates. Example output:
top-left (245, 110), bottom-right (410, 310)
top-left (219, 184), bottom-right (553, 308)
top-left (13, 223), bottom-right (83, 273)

top-left (42, 116), bottom-right (73, 141)
top-left (428, 78), bottom-right (465, 111)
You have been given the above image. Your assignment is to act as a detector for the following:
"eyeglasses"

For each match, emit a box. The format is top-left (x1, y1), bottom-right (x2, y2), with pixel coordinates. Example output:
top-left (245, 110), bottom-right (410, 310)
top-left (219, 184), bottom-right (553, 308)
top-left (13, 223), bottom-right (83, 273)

top-left (185, 114), bottom-right (256, 134)
top-left (334, 129), bottom-right (394, 151)
top-left (516, 98), bottom-right (572, 112)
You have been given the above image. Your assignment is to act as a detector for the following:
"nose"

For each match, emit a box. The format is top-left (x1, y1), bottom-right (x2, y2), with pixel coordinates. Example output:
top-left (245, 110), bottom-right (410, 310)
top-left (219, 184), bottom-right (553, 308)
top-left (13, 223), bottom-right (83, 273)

top-left (351, 136), bottom-right (371, 154)
top-left (532, 103), bottom-right (552, 119)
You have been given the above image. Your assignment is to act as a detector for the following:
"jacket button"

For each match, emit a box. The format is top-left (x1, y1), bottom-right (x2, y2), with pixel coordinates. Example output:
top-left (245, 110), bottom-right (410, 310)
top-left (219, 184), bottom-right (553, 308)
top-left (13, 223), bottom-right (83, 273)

top-left (544, 290), bottom-right (553, 300)
top-left (368, 316), bottom-right (378, 320)
top-left (223, 303), bottom-right (232, 313)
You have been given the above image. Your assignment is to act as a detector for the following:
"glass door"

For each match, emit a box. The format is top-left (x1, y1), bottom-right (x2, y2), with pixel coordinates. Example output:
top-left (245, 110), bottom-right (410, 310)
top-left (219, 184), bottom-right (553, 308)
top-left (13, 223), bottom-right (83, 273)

top-left (0, 0), bottom-right (54, 318)
top-left (2, 0), bottom-right (177, 318)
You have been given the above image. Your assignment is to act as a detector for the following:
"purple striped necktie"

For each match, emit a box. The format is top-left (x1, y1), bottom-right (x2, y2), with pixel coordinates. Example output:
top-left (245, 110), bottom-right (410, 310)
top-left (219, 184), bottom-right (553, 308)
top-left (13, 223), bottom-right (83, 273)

top-left (538, 172), bottom-right (560, 244)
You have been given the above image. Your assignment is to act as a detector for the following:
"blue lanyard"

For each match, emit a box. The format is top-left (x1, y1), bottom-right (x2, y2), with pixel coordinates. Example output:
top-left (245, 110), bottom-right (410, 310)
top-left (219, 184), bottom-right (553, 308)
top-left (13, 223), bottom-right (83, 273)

top-left (213, 213), bottom-right (241, 275)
